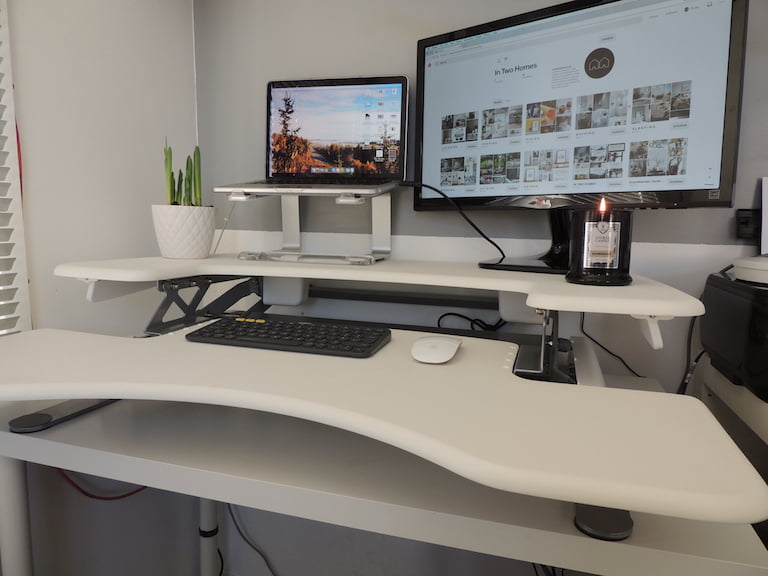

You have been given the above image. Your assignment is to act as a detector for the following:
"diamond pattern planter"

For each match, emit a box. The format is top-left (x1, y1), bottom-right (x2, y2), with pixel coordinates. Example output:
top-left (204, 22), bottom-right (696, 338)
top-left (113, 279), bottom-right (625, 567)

top-left (152, 205), bottom-right (215, 259)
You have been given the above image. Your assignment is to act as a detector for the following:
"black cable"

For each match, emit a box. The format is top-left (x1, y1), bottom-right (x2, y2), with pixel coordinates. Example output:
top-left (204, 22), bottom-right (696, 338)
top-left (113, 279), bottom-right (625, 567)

top-left (217, 548), bottom-right (224, 576)
top-left (437, 311), bottom-right (506, 331)
top-left (718, 263), bottom-right (734, 277)
top-left (580, 312), bottom-right (642, 378)
top-left (676, 314), bottom-right (698, 394)
top-left (401, 181), bottom-right (506, 260)
top-left (676, 277), bottom-right (714, 394)
top-left (677, 349), bottom-right (707, 395)
top-left (226, 503), bottom-right (280, 576)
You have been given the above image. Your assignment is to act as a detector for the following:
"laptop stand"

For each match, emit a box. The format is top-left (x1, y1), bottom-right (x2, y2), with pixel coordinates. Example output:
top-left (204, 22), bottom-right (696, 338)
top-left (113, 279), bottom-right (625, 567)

top-left (230, 190), bottom-right (392, 265)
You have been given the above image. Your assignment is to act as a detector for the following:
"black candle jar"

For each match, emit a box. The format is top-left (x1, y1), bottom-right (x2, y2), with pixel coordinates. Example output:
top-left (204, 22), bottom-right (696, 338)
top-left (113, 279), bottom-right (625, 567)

top-left (566, 204), bottom-right (633, 286)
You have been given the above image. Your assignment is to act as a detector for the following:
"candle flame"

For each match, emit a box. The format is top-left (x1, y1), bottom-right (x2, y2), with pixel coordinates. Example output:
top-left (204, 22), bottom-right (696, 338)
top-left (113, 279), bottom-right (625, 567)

top-left (599, 197), bottom-right (607, 213)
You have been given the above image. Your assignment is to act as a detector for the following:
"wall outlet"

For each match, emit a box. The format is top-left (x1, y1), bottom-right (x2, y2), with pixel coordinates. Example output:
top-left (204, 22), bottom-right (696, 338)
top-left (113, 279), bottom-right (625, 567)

top-left (736, 209), bottom-right (760, 242)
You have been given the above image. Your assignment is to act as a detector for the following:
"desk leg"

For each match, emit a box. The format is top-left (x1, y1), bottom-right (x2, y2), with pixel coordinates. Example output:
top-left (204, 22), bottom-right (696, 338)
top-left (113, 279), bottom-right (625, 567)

top-left (0, 456), bottom-right (33, 576)
top-left (199, 498), bottom-right (219, 576)
top-left (574, 503), bottom-right (633, 541)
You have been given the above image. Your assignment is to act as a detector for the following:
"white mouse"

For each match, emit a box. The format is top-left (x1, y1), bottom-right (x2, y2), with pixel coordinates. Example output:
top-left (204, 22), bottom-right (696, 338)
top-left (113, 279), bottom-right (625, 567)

top-left (411, 336), bottom-right (462, 364)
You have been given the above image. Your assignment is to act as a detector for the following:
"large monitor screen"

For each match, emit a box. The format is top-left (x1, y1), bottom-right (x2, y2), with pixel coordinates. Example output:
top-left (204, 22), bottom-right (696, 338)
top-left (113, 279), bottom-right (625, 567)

top-left (413, 0), bottom-right (748, 211)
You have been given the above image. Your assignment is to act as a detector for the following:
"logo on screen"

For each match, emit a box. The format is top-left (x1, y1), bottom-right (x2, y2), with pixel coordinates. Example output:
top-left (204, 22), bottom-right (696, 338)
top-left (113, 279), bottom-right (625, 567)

top-left (585, 48), bottom-right (614, 79)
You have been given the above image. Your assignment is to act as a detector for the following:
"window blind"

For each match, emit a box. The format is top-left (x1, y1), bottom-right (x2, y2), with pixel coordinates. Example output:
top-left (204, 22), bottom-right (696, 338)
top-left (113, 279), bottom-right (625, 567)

top-left (0, 0), bottom-right (31, 335)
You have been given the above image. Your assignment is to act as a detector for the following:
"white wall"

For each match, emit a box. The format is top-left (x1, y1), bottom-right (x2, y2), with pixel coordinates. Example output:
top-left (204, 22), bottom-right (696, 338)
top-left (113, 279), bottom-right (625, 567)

top-left (9, 0), bottom-right (198, 336)
top-left (7, 2), bottom-right (201, 575)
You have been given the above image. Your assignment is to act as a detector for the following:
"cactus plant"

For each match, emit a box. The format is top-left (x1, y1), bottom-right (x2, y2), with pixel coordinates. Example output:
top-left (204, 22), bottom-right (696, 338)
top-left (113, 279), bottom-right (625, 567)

top-left (164, 140), bottom-right (202, 206)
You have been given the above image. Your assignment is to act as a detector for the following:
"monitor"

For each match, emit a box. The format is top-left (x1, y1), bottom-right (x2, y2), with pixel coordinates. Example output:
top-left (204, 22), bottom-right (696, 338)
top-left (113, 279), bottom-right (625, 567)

top-left (413, 0), bottom-right (748, 272)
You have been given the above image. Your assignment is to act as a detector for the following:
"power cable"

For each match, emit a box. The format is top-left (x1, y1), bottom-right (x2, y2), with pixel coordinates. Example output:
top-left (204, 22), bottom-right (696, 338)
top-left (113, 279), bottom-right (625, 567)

top-left (438, 311), bottom-right (506, 331)
top-left (226, 503), bottom-right (280, 576)
top-left (57, 469), bottom-right (146, 500)
top-left (579, 312), bottom-right (642, 378)
top-left (401, 181), bottom-right (507, 260)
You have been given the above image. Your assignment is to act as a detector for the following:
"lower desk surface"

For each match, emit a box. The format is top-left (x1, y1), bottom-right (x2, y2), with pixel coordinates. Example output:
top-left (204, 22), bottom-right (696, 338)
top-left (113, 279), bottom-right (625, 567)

top-left (0, 327), bottom-right (765, 525)
top-left (0, 399), bottom-right (766, 576)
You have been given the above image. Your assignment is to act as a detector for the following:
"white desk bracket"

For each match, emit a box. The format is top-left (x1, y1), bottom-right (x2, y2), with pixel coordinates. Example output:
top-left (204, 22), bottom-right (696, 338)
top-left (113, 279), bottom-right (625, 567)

top-left (84, 278), bottom-right (155, 303)
top-left (631, 315), bottom-right (673, 351)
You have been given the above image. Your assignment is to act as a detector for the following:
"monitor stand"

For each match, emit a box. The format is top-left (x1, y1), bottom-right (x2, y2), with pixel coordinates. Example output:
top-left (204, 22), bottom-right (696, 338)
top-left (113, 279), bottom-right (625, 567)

top-left (479, 209), bottom-right (571, 274)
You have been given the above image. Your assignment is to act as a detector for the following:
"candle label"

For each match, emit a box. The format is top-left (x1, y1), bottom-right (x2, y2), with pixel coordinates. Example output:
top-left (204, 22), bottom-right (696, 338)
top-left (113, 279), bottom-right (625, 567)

top-left (583, 220), bottom-right (621, 269)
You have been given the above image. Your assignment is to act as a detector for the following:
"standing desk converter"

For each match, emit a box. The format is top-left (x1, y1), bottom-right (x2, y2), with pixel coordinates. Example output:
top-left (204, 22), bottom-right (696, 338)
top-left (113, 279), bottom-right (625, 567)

top-left (0, 256), bottom-right (765, 575)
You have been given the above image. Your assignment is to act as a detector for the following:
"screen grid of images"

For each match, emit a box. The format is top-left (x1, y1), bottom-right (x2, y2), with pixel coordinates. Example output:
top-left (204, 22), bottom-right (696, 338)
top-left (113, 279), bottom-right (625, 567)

top-left (439, 81), bottom-right (691, 189)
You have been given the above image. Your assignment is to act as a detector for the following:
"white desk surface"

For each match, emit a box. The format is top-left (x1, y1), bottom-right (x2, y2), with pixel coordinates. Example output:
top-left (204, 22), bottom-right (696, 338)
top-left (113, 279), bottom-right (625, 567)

top-left (2, 399), bottom-right (767, 576)
top-left (697, 357), bottom-right (768, 445)
top-left (0, 327), bottom-right (764, 525)
top-left (54, 255), bottom-right (704, 317)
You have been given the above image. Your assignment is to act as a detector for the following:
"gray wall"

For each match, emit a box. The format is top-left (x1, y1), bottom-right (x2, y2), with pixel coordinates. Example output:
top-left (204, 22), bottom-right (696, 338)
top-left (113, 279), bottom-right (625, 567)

top-left (9, 0), bottom-right (199, 336)
top-left (194, 0), bottom-right (768, 246)
top-left (8, 1), bottom-right (202, 574)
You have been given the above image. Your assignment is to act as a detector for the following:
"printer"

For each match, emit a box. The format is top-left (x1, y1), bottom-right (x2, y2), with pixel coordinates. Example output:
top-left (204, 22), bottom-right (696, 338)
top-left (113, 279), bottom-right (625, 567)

top-left (701, 256), bottom-right (768, 402)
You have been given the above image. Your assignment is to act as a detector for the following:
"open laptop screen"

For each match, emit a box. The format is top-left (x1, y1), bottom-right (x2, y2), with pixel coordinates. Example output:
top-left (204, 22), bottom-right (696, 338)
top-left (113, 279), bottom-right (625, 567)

top-left (267, 77), bottom-right (408, 181)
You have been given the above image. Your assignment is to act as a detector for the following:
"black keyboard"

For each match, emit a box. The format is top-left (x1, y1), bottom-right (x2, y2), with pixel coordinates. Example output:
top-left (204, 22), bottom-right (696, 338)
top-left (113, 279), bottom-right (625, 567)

top-left (186, 316), bottom-right (391, 358)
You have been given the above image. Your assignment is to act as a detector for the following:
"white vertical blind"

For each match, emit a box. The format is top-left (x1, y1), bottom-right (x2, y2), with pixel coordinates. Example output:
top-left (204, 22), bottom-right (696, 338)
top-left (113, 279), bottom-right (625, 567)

top-left (0, 0), bottom-right (30, 335)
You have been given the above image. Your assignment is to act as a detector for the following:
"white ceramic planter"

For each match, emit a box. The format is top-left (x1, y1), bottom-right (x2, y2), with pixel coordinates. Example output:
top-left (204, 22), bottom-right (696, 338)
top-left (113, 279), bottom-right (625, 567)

top-left (151, 205), bottom-right (215, 259)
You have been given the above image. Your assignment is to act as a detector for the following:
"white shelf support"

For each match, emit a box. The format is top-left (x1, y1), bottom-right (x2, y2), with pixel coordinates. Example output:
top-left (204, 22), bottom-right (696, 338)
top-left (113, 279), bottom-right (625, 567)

top-left (632, 315), bottom-right (672, 350)
top-left (84, 278), bottom-right (155, 303)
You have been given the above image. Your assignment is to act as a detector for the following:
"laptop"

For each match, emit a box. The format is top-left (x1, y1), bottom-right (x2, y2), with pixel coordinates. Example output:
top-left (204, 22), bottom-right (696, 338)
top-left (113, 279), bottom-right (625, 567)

top-left (215, 76), bottom-right (408, 197)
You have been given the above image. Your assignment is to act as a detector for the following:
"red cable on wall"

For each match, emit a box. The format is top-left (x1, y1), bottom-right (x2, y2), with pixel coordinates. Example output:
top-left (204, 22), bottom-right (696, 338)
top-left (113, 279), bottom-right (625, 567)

top-left (57, 469), bottom-right (146, 501)
top-left (16, 122), bottom-right (22, 196)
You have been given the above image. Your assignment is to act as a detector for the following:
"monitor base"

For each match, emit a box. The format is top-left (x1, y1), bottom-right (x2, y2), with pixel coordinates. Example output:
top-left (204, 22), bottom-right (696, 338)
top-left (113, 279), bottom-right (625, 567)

top-left (478, 209), bottom-right (572, 274)
top-left (478, 256), bottom-right (567, 274)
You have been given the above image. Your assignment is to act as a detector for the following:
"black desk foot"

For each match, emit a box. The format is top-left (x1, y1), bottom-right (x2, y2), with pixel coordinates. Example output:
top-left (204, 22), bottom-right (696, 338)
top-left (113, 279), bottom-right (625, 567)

top-left (574, 503), bottom-right (634, 541)
top-left (8, 399), bottom-right (119, 433)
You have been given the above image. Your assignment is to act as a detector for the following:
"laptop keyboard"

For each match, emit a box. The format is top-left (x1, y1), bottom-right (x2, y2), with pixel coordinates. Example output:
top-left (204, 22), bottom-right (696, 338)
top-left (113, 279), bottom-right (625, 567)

top-left (186, 315), bottom-right (391, 358)
top-left (268, 175), bottom-right (394, 186)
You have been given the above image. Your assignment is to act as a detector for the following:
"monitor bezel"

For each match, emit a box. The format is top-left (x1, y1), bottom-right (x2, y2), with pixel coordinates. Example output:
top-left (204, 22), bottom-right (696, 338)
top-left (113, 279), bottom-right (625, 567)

top-left (412, 0), bottom-right (748, 212)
